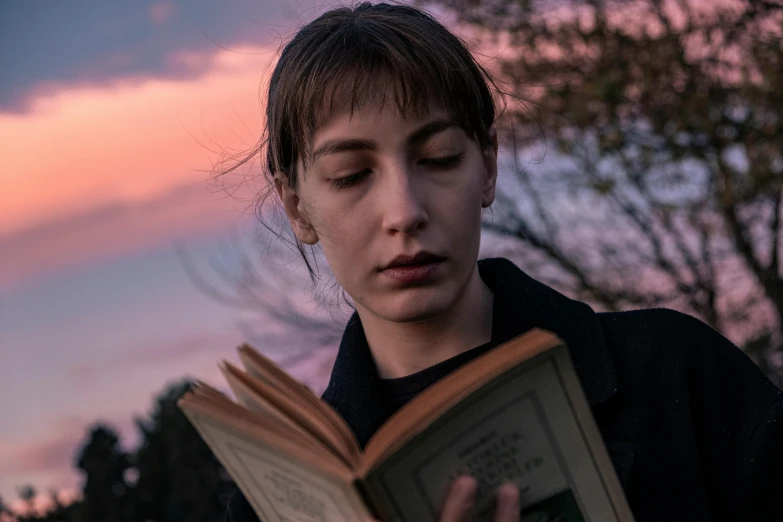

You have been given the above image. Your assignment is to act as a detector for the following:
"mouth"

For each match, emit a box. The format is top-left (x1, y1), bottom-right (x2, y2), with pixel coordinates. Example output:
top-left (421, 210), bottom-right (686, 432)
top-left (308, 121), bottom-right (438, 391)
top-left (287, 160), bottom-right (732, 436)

top-left (380, 251), bottom-right (447, 271)
top-left (379, 252), bottom-right (446, 284)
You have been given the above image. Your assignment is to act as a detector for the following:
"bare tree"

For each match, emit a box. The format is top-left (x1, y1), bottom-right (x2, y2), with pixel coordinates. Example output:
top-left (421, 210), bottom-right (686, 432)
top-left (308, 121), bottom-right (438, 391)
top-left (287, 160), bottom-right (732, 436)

top-left (420, 0), bottom-right (783, 384)
top-left (176, 235), bottom-right (348, 390)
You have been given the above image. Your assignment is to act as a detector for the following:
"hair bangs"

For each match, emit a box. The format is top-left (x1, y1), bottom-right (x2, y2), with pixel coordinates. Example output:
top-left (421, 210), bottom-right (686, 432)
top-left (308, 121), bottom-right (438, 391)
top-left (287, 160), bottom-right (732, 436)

top-left (226, 2), bottom-right (502, 282)
top-left (267, 3), bottom-right (496, 183)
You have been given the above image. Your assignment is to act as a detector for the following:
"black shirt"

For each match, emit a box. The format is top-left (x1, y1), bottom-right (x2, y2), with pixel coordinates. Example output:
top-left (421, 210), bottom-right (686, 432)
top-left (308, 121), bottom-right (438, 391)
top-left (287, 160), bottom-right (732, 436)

top-left (377, 292), bottom-right (507, 416)
top-left (377, 336), bottom-right (497, 415)
top-left (227, 258), bottom-right (783, 522)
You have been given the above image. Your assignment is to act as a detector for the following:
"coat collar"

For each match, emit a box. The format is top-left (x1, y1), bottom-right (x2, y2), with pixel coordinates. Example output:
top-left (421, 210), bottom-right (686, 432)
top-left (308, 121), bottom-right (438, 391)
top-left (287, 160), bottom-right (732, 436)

top-left (321, 257), bottom-right (621, 447)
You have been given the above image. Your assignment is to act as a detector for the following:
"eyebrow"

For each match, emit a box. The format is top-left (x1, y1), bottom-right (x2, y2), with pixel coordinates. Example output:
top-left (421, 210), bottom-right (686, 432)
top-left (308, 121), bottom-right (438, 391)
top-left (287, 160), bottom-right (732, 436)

top-left (310, 119), bottom-right (459, 163)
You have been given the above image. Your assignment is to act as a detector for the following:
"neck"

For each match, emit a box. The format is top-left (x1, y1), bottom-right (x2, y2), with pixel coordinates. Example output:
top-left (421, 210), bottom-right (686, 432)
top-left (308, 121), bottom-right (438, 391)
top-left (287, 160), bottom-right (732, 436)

top-left (357, 265), bottom-right (494, 379)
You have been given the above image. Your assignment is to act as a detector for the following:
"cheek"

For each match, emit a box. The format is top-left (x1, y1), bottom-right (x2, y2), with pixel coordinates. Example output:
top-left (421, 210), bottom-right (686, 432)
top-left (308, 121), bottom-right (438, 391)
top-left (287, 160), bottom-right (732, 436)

top-left (434, 163), bottom-right (486, 234)
top-left (311, 202), bottom-right (374, 275)
top-left (317, 204), bottom-right (365, 243)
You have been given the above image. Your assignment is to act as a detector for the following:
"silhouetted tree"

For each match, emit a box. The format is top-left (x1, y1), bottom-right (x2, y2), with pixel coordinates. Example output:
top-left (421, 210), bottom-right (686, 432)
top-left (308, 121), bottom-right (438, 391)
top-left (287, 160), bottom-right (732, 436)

top-left (16, 486), bottom-right (35, 518)
top-left (133, 380), bottom-right (234, 522)
top-left (0, 494), bottom-right (16, 522)
top-left (12, 381), bottom-right (234, 522)
top-left (74, 425), bottom-right (131, 522)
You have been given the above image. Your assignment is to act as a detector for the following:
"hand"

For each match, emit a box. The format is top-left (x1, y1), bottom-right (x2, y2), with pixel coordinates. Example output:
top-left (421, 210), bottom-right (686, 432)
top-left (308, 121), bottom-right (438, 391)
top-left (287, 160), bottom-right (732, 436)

top-left (439, 476), bottom-right (520, 522)
top-left (366, 475), bottom-right (520, 522)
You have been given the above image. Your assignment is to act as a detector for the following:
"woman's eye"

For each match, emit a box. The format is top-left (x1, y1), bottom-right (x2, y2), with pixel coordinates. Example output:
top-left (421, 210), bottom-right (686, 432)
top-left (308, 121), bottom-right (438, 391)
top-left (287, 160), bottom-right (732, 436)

top-left (330, 169), bottom-right (370, 190)
top-left (329, 154), bottom-right (463, 190)
top-left (420, 153), bottom-right (464, 169)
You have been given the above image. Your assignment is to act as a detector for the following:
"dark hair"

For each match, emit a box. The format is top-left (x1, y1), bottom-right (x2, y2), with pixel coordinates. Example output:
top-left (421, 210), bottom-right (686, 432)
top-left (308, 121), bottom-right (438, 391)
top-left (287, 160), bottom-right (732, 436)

top-left (219, 2), bottom-right (500, 283)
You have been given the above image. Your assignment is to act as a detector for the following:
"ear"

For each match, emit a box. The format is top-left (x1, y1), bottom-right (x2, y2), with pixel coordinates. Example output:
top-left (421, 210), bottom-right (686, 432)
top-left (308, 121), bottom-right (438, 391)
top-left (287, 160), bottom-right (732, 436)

top-left (275, 174), bottom-right (319, 245)
top-left (481, 127), bottom-right (499, 209)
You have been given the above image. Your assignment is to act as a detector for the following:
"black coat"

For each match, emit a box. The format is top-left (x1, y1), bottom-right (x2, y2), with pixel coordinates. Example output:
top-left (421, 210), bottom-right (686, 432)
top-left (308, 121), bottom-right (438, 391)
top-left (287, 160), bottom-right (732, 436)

top-left (227, 258), bottom-right (783, 522)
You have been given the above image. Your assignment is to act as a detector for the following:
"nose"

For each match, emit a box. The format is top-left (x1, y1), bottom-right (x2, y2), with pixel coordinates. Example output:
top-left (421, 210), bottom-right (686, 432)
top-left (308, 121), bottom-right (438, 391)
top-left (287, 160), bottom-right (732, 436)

top-left (380, 164), bottom-right (428, 236)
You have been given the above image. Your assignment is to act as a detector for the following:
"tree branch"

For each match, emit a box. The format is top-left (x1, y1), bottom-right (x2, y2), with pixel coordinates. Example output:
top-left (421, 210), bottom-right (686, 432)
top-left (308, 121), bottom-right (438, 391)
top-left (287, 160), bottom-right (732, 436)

top-left (715, 159), bottom-right (767, 280)
top-left (482, 219), bottom-right (620, 309)
top-left (771, 186), bottom-right (782, 278)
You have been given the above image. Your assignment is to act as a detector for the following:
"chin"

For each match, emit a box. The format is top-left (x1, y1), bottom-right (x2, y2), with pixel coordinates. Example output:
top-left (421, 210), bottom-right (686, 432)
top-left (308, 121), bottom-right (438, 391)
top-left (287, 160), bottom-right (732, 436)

top-left (374, 287), bottom-right (456, 323)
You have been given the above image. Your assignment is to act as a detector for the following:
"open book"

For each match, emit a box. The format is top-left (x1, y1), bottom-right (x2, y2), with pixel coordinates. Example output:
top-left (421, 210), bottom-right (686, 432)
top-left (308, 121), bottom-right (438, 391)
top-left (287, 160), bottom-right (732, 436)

top-left (178, 329), bottom-right (635, 522)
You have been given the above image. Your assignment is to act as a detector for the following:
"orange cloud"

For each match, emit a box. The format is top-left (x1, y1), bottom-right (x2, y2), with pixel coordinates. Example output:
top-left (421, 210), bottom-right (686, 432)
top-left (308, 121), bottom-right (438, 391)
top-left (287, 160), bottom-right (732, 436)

top-left (0, 44), bottom-right (276, 238)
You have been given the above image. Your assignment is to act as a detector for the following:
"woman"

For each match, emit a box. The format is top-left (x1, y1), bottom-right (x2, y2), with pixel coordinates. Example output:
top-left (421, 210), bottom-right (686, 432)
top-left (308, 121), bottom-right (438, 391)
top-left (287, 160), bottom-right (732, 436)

top-left (224, 3), bottom-right (783, 521)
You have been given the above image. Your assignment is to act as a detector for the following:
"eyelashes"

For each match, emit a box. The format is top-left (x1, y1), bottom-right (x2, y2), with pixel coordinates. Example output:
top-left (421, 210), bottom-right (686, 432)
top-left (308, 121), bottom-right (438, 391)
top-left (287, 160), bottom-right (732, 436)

top-left (419, 153), bottom-right (463, 169)
top-left (331, 169), bottom-right (371, 190)
top-left (330, 153), bottom-right (465, 190)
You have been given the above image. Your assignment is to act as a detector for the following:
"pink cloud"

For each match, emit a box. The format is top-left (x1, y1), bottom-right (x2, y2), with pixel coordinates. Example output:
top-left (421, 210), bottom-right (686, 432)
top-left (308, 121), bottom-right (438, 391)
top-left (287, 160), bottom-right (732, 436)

top-left (11, 434), bottom-right (77, 476)
top-left (0, 414), bottom-right (134, 477)
top-left (67, 326), bottom-right (244, 385)
top-left (0, 179), bottom-right (256, 290)
top-left (149, 1), bottom-right (176, 24)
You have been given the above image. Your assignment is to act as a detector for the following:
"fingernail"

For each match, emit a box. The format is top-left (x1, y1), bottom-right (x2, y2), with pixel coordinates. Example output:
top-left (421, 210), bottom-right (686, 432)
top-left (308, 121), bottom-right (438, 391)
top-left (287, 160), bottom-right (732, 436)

top-left (497, 483), bottom-right (520, 517)
top-left (453, 476), bottom-right (477, 501)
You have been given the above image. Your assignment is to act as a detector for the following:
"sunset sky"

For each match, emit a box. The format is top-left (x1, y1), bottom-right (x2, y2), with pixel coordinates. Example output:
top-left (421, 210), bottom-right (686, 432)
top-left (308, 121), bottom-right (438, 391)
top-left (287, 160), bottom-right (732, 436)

top-left (0, 0), bottom-right (347, 505)
top-left (0, 0), bottom-right (689, 508)
top-left (2, 0), bottom-right (774, 511)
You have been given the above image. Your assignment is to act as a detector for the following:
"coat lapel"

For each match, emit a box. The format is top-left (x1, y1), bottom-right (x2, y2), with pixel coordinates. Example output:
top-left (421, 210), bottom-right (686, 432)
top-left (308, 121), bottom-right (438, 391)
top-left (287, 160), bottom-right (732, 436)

top-left (321, 312), bottom-right (389, 447)
top-left (478, 258), bottom-right (621, 408)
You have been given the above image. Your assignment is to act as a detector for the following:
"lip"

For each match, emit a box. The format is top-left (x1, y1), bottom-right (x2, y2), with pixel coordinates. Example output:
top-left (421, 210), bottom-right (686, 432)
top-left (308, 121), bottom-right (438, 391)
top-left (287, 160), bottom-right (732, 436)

top-left (381, 261), bottom-right (443, 284)
top-left (380, 252), bottom-right (446, 284)
top-left (381, 251), bottom-right (447, 271)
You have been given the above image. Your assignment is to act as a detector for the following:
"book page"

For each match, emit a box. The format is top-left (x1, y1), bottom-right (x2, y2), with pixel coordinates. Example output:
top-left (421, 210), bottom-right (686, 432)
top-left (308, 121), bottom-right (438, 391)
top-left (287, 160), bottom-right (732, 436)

top-left (362, 345), bottom-right (634, 522)
top-left (183, 407), bottom-right (372, 522)
top-left (221, 361), bottom-right (356, 468)
top-left (221, 363), bottom-right (310, 434)
top-left (238, 344), bottom-right (362, 464)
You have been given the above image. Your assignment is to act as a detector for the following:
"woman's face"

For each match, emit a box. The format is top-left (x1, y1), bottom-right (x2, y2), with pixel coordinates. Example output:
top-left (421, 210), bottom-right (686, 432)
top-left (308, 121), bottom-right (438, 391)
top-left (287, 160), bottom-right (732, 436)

top-left (280, 104), bottom-right (497, 323)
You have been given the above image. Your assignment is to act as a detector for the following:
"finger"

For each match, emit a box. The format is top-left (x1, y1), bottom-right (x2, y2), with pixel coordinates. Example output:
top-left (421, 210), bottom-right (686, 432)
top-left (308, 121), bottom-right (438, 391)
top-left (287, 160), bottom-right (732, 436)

top-left (493, 482), bottom-right (520, 522)
top-left (440, 475), bottom-right (478, 522)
